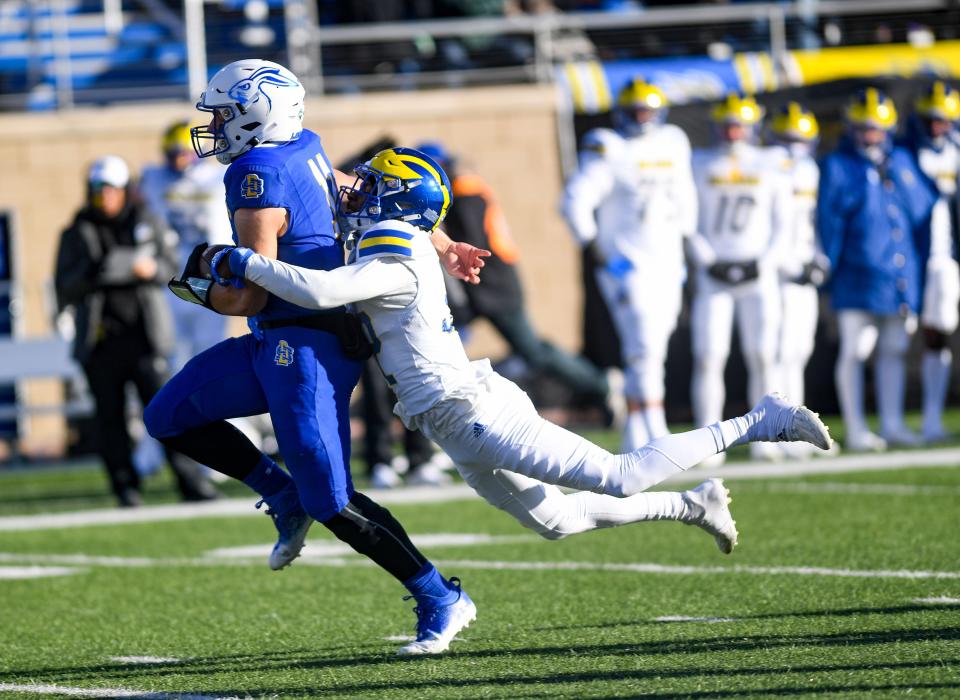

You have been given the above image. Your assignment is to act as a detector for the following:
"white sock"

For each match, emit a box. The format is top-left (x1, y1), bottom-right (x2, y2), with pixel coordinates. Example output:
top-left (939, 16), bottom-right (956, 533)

top-left (547, 490), bottom-right (691, 536)
top-left (922, 349), bottom-right (951, 435)
top-left (835, 355), bottom-right (869, 437)
top-left (876, 353), bottom-right (906, 436)
top-left (642, 405), bottom-right (669, 440)
top-left (622, 411), bottom-right (650, 453)
top-left (613, 427), bottom-right (722, 496)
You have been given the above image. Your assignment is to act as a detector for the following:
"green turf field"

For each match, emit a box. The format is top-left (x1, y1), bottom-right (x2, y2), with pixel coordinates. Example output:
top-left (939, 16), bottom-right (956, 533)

top-left (0, 431), bottom-right (959, 699)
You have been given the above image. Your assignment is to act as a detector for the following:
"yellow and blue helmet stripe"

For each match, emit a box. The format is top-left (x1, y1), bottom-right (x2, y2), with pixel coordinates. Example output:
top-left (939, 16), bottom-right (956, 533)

top-left (845, 87), bottom-right (898, 131)
top-left (915, 81), bottom-right (960, 121)
top-left (339, 146), bottom-right (452, 235)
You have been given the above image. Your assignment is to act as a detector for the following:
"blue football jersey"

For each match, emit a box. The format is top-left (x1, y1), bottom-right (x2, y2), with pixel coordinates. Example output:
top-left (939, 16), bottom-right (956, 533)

top-left (224, 129), bottom-right (343, 322)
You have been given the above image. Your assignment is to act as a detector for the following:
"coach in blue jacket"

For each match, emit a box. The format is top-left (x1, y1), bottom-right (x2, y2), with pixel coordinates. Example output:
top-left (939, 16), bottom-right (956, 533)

top-left (818, 87), bottom-right (944, 452)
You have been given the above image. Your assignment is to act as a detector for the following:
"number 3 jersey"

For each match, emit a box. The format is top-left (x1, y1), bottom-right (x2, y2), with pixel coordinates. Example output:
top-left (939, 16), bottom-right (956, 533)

top-left (347, 220), bottom-right (476, 421)
top-left (692, 142), bottom-right (793, 264)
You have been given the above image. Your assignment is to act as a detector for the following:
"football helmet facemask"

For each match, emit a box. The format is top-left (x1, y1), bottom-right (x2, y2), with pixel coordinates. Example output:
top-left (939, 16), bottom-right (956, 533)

top-left (191, 59), bottom-right (305, 165)
top-left (338, 147), bottom-right (452, 235)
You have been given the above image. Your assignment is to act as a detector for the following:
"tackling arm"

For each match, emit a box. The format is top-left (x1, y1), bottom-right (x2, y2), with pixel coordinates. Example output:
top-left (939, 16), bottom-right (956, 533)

top-left (240, 253), bottom-right (415, 309)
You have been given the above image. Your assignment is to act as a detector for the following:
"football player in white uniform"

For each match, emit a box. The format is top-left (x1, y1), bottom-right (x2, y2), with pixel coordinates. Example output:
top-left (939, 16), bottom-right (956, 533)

top-left (767, 103), bottom-right (828, 457)
top-left (903, 82), bottom-right (960, 442)
top-left (688, 94), bottom-right (794, 463)
top-left (562, 79), bottom-right (697, 451)
top-left (207, 147), bottom-right (832, 564)
top-left (139, 121), bottom-right (234, 367)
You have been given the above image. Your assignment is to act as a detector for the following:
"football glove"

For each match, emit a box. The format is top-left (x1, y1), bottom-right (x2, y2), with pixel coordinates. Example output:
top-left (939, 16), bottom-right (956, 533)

top-left (167, 243), bottom-right (217, 309)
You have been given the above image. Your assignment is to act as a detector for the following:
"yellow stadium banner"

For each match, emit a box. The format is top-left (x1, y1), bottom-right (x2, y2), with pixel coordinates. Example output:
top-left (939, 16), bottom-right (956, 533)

top-left (783, 40), bottom-right (960, 86)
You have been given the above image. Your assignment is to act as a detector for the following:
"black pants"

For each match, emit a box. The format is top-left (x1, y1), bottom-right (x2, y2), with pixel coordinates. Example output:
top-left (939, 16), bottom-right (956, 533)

top-left (360, 358), bottom-right (433, 475)
top-left (485, 305), bottom-right (608, 401)
top-left (82, 332), bottom-right (214, 502)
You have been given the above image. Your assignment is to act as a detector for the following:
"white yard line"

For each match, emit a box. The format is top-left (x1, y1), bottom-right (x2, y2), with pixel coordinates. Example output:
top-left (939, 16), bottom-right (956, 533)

top-left (106, 656), bottom-right (181, 665)
top-left (653, 615), bottom-right (739, 623)
top-left (0, 684), bottom-right (231, 699)
top-left (910, 596), bottom-right (960, 604)
top-left (1, 550), bottom-right (958, 581)
top-left (735, 481), bottom-right (960, 496)
top-left (0, 566), bottom-right (83, 579)
top-left (0, 447), bottom-right (957, 533)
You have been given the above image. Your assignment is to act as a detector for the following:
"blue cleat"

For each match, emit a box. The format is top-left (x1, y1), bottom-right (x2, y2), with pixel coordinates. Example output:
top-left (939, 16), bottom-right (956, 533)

top-left (397, 578), bottom-right (477, 655)
top-left (256, 499), bottom-right (313, 571)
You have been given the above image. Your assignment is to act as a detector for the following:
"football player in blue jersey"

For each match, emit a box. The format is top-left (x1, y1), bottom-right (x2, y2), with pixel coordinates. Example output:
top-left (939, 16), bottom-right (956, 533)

top-left (144, 59), bottom-right (486, 655)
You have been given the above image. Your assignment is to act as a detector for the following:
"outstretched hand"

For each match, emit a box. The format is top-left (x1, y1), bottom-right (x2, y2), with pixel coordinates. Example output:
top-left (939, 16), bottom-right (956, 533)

top-left (442, 240), bottom-right (491, 285)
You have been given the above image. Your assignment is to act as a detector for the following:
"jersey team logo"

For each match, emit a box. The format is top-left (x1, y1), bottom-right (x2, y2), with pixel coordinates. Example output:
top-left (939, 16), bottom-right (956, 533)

top-left (274, 339), bottom-right (294, 367)
top-left (241, 173), bottom-right (264, 199)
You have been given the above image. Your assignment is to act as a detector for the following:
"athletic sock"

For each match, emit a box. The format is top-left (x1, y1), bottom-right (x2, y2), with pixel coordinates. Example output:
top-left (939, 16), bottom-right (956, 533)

top-left (623, 411), bottom-right (650, 452)
top-left (922, 349), bottom-right (951, 435)
top-left (706, 415), bottom-right (752, 450)
top-left (642, 405), bottom-right (669, 440)
top-left (243, 455), bottom-right (299, 513)
top-left (403, 562), bottom-right (458, 607)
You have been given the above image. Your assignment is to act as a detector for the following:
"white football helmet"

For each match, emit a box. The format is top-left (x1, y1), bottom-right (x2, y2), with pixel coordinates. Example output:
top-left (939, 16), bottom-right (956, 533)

top-left (191, 59), bottom-right (305, 165)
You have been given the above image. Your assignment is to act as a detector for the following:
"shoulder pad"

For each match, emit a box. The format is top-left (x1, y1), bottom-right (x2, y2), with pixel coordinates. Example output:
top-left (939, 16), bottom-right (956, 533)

top-left (355, 222), bottom-right (420, 261)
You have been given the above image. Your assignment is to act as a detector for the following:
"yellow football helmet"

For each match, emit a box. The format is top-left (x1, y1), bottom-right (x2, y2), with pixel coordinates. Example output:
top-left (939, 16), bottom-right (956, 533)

top-left (770, 102), bottom-right (819, 142)
top-left (915, 81), bottom-right (960, 121)
top-left (845, 87), bottom-right (898, 130)
top-left (711, 93), bottom-right (764, 125)
top-left (617, 78), bottom-right (668, 111)
top-left (162, 120), bottom-right (193, 154)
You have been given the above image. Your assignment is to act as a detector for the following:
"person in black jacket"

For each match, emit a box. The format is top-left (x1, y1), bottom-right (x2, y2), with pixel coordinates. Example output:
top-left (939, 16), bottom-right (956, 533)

top-left (54, 155), bottom-right (219, 507)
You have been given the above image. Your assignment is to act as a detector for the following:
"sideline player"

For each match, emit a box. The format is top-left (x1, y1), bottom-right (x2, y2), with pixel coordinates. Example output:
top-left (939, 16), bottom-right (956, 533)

top-left (144, 60), bottom-right (487, 655)
top-left (562, 78), bottom-right (697, 451)
top-left (688, 93), bottom-right (794, 464)
top-left (767, 102), bottom-right (828, 458)
top-left (208, 146), bottom-right (833, 565)
top-left (900, 82), bottom-right (960, 443)
top-left (819, 88), bottom-right (944, 451)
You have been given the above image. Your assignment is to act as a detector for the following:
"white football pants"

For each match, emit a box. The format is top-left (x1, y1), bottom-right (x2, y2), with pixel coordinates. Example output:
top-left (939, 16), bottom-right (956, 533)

top-left (834, 310), bottom-right (916, 439)
top-left (691, 273), bottom-right (781, 427)
top-left (778, 282), bottom-right (819, 404)
top-left (415, 370), bottom-right (729, 540)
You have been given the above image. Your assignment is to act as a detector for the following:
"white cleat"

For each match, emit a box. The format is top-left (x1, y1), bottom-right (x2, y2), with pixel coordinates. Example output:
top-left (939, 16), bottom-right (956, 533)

top-left (844, 430), bottom-right (887, 453)
top-left (258, 501), bottom-right (313, 571)
top-left (682, 478), bottom-right (738, 554)
top-left (747, 392), bottom-right (832, 451)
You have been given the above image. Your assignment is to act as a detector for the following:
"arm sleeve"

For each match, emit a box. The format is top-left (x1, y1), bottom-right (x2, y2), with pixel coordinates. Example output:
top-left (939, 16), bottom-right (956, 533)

top-left (561, 156), bottom-right (614, 246)
top-left (243, 254), bottom-right (416, 309)
top-left (929, 198), bottom-right (953, 259)
top-left (675, 136), bottom-right (698, 237)
top-left (763, 168), bottom-right (796, 271)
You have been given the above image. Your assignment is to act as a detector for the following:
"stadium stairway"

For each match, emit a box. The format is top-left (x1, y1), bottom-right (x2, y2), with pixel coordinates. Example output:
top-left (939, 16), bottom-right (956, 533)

top-left (0, 0), bottom-right (186, 110)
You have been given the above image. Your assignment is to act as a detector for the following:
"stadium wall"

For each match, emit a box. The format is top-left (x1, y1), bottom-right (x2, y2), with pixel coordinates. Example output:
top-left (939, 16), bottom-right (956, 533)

top-left (0, 84), bottom-right (575, 452)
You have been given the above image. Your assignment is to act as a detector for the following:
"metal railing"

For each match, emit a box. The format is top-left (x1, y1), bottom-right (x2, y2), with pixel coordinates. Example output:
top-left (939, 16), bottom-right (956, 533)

top-left (2, 0), bottom-right (953, 109)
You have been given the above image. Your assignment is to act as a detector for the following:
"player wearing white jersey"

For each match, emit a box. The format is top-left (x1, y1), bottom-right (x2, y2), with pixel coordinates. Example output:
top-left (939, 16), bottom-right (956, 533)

top-left (688, 94), bottom-right (794, 464)
top-left (767, 103), bottom-right (828, 458)
top-left (563, 79), bottom-right (697, 451)
top-left (903, 82), bottom-right (960, 442)
top-left (210, 147), bottom-right (832, 557)
top-left (139, 122), bottom-right (234, 366)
